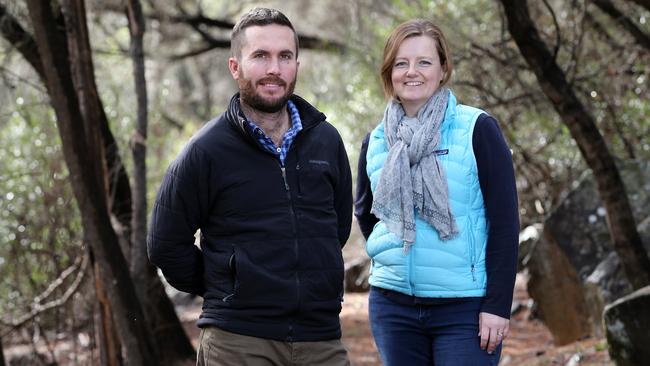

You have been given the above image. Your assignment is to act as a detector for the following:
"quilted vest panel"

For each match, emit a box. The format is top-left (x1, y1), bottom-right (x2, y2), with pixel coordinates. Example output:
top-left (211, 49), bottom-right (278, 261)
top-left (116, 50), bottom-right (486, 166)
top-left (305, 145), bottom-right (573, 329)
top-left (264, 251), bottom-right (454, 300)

top-left (365, 91), bottom-right (488, 298)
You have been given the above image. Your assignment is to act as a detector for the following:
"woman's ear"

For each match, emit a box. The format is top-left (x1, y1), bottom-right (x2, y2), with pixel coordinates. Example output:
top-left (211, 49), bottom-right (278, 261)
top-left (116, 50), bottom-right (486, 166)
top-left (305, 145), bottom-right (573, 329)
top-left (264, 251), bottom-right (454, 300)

top-left (441, 62), bottom-right (448, 83)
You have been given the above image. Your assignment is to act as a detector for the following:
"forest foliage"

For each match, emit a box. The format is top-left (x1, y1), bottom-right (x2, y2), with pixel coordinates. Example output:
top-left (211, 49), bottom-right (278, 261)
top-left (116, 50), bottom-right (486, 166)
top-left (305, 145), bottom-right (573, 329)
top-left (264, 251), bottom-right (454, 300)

top-left (0, 0), bottom-right (648, 363)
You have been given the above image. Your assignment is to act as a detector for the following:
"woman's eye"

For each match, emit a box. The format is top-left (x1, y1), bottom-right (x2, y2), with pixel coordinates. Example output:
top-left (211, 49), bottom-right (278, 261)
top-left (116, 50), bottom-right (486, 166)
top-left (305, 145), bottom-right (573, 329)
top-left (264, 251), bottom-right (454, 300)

top-left (419, 60), bottom-right (432, 66)
top-left (394, 61), bottom-right (408, 68)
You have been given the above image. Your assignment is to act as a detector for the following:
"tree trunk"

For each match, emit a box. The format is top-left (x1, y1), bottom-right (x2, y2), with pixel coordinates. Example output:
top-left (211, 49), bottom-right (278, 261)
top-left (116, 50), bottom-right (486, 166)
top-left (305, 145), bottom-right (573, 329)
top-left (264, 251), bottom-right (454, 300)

top-left (125, 0), bottom-right (196, 363)
top-left (25, 0), bottom-right (157, 364)
top-left (0, 335), bottom-right (6, 366)
top-left (126, 0), bottom-right (148, 279)
top-left (498, 0), bottom-right (650, 289)
top-left (1, 1), bottom-right (133, 256)
top-left (93, 259), bottom-right (123, 366)
top-left (1, 2), bottom-right (195, 363)
top-left (100, 104), bottom-right (134, 257)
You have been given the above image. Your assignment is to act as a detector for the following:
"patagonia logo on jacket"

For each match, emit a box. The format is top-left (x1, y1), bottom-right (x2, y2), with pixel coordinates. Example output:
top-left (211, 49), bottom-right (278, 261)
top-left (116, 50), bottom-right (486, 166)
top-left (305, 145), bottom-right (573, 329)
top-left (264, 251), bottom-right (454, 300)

top-left (309, 159), bottom-right (330, 166)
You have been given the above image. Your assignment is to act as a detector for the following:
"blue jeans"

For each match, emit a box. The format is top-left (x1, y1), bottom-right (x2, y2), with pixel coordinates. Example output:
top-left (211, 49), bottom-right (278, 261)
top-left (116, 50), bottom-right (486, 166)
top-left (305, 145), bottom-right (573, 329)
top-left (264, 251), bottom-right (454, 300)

top-left (369, 287), bottom-right (501, 366)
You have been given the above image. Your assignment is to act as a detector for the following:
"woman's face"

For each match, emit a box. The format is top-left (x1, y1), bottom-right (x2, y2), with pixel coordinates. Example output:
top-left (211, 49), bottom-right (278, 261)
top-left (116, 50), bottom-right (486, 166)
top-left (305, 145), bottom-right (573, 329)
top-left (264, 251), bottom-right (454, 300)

top-left (391, 35), bottom-right (445, 117)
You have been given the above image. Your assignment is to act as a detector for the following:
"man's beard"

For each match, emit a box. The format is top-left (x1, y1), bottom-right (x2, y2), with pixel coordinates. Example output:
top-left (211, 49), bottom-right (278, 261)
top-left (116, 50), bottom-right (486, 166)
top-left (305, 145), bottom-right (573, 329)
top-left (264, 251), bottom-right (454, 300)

top-left (238, 74), bottom-right (296, 113)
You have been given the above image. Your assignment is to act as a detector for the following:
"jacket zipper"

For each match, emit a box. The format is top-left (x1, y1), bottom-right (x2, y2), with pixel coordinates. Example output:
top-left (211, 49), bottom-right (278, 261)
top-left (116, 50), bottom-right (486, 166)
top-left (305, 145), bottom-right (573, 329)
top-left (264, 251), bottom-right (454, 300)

top-left (280, 164), bottom-right (300, 342)
top-left (295, 163), bottom-right (302, 196)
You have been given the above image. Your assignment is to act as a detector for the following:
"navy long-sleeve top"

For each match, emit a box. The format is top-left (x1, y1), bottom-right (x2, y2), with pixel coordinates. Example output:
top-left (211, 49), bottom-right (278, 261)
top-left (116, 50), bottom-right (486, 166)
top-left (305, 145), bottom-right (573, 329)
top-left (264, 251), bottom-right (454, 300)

top-left (354, 113), bottom-right (519, 319)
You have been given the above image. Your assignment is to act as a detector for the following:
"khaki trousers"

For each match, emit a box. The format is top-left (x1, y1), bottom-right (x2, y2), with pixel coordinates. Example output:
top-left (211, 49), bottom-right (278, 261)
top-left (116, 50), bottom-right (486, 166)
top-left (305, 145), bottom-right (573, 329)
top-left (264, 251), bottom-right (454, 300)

top-left (196, 326), bottom-right (351, 366)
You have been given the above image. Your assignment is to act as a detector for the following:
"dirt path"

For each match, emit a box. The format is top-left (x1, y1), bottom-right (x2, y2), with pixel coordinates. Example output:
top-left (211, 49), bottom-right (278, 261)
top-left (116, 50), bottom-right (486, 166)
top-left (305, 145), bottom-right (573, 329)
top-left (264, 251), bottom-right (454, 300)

top-left (339, 274), bottom-right (612, 365)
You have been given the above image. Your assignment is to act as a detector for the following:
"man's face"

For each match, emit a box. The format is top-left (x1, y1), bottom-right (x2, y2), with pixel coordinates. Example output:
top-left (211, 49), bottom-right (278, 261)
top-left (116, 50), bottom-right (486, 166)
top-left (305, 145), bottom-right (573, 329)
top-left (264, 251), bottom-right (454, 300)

top-left (229, 24), bottom-right (299, 113)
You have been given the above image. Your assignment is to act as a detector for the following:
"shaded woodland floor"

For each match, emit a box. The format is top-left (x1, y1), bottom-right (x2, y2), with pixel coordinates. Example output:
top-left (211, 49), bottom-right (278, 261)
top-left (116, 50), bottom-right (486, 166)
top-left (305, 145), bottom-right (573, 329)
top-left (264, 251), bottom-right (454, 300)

top-left (3, 274), bottom-right (612, 365)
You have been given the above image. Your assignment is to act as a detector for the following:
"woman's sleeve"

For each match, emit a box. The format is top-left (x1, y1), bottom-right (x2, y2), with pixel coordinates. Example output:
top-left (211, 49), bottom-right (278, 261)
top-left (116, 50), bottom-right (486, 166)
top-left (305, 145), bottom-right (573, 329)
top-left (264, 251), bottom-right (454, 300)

top-left (354, 133), bottom-right (379, 240)
top-left (473, 114), bottom-right (520, 319)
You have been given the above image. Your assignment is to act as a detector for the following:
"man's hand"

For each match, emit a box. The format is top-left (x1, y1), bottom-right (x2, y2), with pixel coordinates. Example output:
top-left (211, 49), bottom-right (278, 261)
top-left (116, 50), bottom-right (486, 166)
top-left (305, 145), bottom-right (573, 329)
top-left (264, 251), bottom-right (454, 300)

top-left (478, 312), bottom-right (509, 354)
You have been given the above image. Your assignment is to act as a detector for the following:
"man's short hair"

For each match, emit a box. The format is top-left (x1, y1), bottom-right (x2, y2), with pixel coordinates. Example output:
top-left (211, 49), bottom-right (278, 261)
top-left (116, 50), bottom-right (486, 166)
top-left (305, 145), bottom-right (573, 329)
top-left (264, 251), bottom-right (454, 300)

top-left (231, 8), bottom-right (299, 59)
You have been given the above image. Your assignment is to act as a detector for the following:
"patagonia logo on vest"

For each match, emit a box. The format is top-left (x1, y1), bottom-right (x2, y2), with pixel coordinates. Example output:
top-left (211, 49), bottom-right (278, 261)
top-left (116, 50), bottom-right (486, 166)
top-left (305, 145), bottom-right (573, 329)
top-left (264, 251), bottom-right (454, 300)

top-left (309, 159), bottom-right (330, 166)
top-left (433, 149), bottom-right (449, 156)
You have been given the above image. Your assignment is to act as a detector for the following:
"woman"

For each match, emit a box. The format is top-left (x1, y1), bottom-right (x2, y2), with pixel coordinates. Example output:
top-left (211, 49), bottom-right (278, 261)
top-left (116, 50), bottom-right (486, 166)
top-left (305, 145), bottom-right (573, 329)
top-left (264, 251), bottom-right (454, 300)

top-left (354, 19), bottom-right (519, 365)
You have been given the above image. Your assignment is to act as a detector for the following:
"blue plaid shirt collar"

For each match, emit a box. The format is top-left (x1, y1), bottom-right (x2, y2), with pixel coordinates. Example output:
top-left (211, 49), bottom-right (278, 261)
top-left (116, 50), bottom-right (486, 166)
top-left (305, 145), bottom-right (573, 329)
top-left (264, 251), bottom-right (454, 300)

top-left (245, 100), bottom-right (303, 166)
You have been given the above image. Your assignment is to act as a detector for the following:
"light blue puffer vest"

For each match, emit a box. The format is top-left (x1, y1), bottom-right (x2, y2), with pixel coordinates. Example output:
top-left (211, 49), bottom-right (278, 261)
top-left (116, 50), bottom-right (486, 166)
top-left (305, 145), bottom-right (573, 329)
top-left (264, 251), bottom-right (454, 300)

top-left (366, 91), bottom-right (488, 298)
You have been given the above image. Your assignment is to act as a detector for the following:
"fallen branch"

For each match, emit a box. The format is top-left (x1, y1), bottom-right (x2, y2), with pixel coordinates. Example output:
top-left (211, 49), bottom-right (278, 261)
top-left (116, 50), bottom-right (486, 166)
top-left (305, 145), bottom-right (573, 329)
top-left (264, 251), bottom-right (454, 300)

top-left (0, 254), bottom-right (89, 337)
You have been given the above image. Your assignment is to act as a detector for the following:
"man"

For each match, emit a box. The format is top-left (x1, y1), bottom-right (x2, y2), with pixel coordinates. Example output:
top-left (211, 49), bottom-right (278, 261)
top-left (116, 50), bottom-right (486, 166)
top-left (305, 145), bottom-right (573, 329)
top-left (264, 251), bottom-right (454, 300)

top-left (147, 7), bottom-right (353, 366)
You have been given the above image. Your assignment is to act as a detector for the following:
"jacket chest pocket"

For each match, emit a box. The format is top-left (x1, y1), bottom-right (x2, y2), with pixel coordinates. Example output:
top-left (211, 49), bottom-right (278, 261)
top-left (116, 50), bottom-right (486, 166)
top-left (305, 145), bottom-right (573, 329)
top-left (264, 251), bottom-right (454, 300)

top-left (296, 160), bottom-right (334, 205)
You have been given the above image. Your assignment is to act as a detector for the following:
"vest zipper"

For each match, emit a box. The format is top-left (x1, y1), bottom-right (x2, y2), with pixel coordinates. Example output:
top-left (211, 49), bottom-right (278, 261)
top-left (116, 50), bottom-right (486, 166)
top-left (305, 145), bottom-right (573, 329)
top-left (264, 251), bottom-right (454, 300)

top-left (469, 222), bottom-right (477, 283)
top-left (406, 220), bottom-right (415, 294)
top-left (471, 264), bottom-right (476, 283)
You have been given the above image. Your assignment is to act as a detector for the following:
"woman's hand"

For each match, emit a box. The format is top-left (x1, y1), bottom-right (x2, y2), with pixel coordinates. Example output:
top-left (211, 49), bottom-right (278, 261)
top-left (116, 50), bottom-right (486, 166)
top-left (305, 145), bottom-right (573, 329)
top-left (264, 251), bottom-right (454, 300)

top-left (478, 312), bottom-right (509, 354)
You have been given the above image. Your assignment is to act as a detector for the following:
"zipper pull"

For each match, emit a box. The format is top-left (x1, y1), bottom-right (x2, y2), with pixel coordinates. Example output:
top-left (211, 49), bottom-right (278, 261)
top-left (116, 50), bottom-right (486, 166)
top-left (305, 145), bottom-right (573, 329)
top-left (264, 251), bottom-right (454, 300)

top-left (471, 264), bottom-right (476, 282)
top-left (281, 167), bottom-right (290, 191)
top-left (295, 163), bottom-right (302, 196)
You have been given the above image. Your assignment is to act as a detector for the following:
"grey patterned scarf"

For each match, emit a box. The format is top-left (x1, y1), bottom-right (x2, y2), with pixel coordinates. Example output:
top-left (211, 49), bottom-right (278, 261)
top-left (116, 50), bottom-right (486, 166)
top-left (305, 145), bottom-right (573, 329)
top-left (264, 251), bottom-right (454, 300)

top-left (371, 87), bottom-right (458, 250)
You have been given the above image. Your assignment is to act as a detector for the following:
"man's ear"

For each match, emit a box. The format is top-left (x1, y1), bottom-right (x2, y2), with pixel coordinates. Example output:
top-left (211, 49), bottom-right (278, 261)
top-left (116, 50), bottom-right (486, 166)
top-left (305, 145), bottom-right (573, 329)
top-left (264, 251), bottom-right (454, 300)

top-left (228, 57), bottom-right (240, 80)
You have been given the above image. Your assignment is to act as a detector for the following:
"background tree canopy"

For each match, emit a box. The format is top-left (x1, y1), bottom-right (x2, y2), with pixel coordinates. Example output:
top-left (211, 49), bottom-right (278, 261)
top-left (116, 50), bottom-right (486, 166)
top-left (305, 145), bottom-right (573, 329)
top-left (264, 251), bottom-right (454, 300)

top-left (0, 0), bottom-right (648, 364)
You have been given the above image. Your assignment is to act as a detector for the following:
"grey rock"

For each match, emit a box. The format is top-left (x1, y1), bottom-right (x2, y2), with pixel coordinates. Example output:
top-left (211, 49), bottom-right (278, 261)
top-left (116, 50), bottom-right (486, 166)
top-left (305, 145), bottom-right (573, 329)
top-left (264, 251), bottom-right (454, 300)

top-left (544, 160), bottom-right (650, 280)
top-left (604, 286), bottom-right (650, 366)
top-left (584, 252), bottom-right (634, 336)
top-left (525, 159), bottom-right (650, 345)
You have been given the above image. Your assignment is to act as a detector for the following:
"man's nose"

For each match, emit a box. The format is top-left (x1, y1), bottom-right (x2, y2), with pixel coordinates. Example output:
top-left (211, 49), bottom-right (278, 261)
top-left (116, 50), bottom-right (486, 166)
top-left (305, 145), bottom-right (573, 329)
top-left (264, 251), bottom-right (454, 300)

top-left (266, 57), bottom-right (281, 75)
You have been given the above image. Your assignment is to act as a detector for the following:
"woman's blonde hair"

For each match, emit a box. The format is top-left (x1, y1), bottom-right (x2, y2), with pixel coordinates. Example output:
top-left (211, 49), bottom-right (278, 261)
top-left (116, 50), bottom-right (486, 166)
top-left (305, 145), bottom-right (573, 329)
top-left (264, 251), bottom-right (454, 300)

top-left (380, 19), bottom-right (454, 99)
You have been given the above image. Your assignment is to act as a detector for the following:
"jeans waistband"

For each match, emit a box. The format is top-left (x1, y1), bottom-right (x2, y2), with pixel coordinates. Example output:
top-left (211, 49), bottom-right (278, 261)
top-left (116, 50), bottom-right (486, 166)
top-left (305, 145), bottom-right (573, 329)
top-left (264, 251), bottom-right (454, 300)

top-left (370, 286), bottom-right (483, 306)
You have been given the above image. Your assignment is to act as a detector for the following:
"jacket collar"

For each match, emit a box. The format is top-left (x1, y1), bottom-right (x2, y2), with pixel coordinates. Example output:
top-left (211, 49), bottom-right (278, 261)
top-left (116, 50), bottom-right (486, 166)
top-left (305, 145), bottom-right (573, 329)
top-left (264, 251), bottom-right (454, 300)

top-left (226, 93), bottom-right (327, 135)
